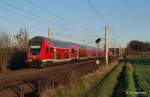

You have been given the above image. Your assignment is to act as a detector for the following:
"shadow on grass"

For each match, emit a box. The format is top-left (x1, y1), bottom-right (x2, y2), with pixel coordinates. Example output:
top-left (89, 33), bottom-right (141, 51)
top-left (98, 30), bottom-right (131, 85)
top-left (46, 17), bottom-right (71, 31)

top-left (111, 65), bottom-right (127, 97)
top-left (25, 92), bottom-right (38, 97)
top-left (133, 73), bottom-right (147, 97)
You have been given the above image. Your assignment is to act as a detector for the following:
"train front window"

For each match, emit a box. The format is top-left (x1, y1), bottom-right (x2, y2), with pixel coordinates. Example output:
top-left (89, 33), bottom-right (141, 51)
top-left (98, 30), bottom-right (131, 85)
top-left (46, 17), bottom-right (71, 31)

top-left (30, 45), bottom-right (41, 55)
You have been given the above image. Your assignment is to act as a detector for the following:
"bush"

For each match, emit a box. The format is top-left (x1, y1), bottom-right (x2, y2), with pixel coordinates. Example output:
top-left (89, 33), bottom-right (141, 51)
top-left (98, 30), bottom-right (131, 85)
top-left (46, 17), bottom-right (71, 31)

top-left (0, 32), bottom-right (12, 72)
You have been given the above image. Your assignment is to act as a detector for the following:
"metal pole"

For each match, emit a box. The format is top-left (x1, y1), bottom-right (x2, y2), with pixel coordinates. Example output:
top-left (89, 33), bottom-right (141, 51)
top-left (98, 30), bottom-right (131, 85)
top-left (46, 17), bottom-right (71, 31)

top-left (48, 27), bottom-right (52, 39)
top-left (104, 27), bottom-right (108, 66)
top-left (96, 43), bottom-right (100, 64)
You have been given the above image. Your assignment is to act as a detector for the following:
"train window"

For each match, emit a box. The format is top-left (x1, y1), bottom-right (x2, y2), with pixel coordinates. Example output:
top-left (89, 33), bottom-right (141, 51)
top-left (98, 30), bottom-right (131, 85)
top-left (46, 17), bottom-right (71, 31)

top-left (46, 47), bottom-right (48, 52)
top-left (30, 45), bottom-right (41, 55)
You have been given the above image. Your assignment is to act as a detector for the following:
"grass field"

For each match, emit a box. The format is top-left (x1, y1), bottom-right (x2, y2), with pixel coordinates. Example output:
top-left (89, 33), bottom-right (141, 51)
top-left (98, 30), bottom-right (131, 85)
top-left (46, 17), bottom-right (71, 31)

top-left (44, 56), bottom-right (150, 97)
top-left (84, 62), bottom-right (124, 97)
top-left (52, 64), bottom-right (119, 97)
top-left (128, 56), bottom-right (150, 65)
top-left (85, 56), bottom-right (150, 97)
top-left (112, 63), bottom-right (136, 97)
top-left (128, 56), bottom-right (150, 97)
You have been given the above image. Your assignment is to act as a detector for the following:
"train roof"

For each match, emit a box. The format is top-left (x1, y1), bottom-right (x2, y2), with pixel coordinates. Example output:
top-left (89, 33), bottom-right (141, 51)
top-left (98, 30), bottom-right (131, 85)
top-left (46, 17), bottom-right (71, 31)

top-left (29, 36), bottom-right (99, 49)
top-left (29, 36), bottom-right (43, 45)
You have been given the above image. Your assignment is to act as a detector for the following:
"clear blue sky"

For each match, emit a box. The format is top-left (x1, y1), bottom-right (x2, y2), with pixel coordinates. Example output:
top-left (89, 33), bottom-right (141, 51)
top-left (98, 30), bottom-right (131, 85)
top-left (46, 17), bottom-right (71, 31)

top-left (0, 0), bottom-right (150, 47)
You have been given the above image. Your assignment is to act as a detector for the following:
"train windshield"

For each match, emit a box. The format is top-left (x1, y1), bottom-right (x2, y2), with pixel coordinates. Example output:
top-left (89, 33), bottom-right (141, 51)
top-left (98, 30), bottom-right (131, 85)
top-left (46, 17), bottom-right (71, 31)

top-left (30, 45), bottom-right (41, 55)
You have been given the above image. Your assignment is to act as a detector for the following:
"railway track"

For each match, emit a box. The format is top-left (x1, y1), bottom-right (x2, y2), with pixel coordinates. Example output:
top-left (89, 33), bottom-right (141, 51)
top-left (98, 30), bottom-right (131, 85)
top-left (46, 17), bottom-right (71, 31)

top-left (0, 57), bottom-right (118, 97)
top-left (0, 59), bottom-right (97, 90)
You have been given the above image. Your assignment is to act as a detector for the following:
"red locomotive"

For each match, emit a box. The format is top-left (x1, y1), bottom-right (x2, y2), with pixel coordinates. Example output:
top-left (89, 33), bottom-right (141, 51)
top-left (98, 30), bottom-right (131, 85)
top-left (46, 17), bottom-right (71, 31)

top-left (27, 36), bottom-right (105, 67)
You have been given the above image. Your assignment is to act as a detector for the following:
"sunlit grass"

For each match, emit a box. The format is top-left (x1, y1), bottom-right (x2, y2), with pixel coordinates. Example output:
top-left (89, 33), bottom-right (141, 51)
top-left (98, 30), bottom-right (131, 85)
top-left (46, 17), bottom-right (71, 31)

top-left (128, 56), bottom-right (150, 65)
top-left (85, 63), bottom-right (124, 97)
top-left (128, 56), bottom-right (150, 97)
top-left (53, 64), bottom-right (118, 97)
top-left (125, 64), bottom-right (136, 97)
top-left (133, 64), bottom-right (150, 97)
top-left (112, 63), bottom-right (137, 97)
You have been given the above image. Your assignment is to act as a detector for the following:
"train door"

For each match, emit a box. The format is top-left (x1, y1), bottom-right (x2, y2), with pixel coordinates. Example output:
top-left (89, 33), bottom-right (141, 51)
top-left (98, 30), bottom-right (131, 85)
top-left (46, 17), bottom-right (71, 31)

top-left (49, 47), bottom-right (54, 59)
top-left (45, 46), bottom-right (49, 59)
top-left (71, 48), bottom-right (77, 59)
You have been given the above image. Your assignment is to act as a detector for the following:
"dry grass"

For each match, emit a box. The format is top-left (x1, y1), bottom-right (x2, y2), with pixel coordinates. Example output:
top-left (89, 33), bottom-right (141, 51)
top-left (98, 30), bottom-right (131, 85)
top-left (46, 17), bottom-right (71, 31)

top-left (0, 32), bottom-right (12, 72)
top-left (41, 63), bottom-right (117, 97)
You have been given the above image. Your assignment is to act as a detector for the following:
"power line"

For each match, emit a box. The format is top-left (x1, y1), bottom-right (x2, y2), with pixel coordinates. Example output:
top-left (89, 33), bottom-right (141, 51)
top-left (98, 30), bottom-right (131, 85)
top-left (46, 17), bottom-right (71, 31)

top-left (0, 16), bottom-right (45, 31)
top-left (0, 2), bottom-right (91, 47)
top-left (26, 0), bottom-right (88, 33)
top-left (87, 0), bottom-right (119, 44)
top-left (87, 0), bottom-right (106, 24)
top-left (0, 6), bottom-right (48, 29)
top-left (26, 0), bottom-right (68, 23)
top-left (0, 0), bottom-right (76, 32)
top-left (0, 0), bottom-right (51, 24)
top-left (26, 0), bottom-right (98, 35)
top-left (0, 0), bottom-right (102, 44)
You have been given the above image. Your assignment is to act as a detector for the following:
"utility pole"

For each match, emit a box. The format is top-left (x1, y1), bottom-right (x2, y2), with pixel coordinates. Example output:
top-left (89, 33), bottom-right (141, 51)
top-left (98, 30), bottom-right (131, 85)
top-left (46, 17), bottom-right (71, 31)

top-left (113, 39), bottom-right (122, 58)
top-left (104, 27), bottom-right (109, 66)
top-left (83, 39), bottom-right (86, 48)
top-left (48, 27), bottom-right (52, 39)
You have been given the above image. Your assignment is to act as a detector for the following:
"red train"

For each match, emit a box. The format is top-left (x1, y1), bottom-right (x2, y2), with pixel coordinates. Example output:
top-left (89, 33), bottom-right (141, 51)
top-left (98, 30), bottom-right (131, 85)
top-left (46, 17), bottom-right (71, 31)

top-left (27, 36), bottom-right (106, 67)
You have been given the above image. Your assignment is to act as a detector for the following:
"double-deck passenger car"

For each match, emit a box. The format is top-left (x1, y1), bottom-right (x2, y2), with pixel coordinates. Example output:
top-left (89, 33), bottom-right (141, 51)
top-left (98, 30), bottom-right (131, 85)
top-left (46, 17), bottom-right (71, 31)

top-left (27, 36), bottom-right (104, 67)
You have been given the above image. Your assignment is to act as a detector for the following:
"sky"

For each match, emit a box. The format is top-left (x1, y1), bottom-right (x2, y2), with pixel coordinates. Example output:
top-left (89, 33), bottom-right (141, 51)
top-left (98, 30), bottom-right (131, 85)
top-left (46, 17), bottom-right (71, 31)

top-left (0, 0), bottom-right (150, 47)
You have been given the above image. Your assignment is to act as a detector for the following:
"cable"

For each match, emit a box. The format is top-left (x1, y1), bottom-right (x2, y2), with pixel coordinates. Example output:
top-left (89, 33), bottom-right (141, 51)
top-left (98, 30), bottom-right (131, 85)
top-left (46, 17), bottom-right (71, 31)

top-left (0, 16), bottom-right (45, 31)
top-left (0, 6), bottom-right (48, 29)
top-left (87, 0), bottom-right (106, 24)
top-left (0, 0), bottom-right (51, 24)
top-left (0, 0), bottom-right (77, 32)
top-left (27, 0), bottom-right (89, 33)
top-left (26, 0), bottom-right (97, 35)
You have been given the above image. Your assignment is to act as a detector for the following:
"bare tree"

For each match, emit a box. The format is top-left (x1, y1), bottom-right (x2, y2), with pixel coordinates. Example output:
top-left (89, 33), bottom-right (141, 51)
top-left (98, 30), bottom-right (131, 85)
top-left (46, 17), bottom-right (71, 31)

top-left (13, 28), bottom-right (29, 50)
top-left (0, 32), bottom-right (12, 72)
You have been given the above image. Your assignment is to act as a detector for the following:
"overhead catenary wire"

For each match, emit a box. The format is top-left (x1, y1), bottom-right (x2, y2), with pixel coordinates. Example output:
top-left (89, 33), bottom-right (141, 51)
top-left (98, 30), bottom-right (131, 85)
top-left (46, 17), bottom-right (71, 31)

top-left (0, 0), bottom-right (109, 47)
top-left (0, 0), bottom-right (87, 44)
top-left (26, 0), bottom-right (101, 45)
top-left (26, 0), bottom-right (92, 34)
top-left (0, 16), bottom-right (45, 32)
top-left (26, 0), bottom-right (99, 36)
top-left (87, 0), bottom-right (122, 48)
top-left (87, 0), bottom-right (106, 25)
top-left (26, 0), bottom-right (70, 24)
top-left (0, 0), bottom-right (50, 24)
top-left (0, 6), bottom-right (47, 30)
top-left (0, 0), bottom-right (77, 33)
top-left (2, 0), bottom-right (97, 41)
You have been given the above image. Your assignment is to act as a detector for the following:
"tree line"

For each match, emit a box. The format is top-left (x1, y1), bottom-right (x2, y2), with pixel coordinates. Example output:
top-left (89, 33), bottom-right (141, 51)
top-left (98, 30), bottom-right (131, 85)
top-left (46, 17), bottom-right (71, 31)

top-left (126, 40), bottom-right (150, 55)
top-left (0, 28), bottom-right (29, 72)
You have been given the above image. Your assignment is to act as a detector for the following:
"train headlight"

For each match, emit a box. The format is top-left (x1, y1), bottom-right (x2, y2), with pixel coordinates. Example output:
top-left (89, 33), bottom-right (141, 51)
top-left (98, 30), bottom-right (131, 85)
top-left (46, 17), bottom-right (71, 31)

top-left (27, 60), bottom-right (32, 62)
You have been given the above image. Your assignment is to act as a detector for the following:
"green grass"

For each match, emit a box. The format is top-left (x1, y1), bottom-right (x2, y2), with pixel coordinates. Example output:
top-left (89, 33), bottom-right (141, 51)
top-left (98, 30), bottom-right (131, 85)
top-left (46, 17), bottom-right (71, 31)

top-left (128, 56), bottom-right (150, 65)
top-left (133, 64), bottom-right (150, 97)
top-left (128, 56), bottom-right (150, 97)
top-left (50, 56), bottom-right (150, 97)
top-left (112, 63), bottom-right (136, 97)
top-left (125, 64), bottom-right (137, 97)
top-left (84, 63), bottom-right (124, 97)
